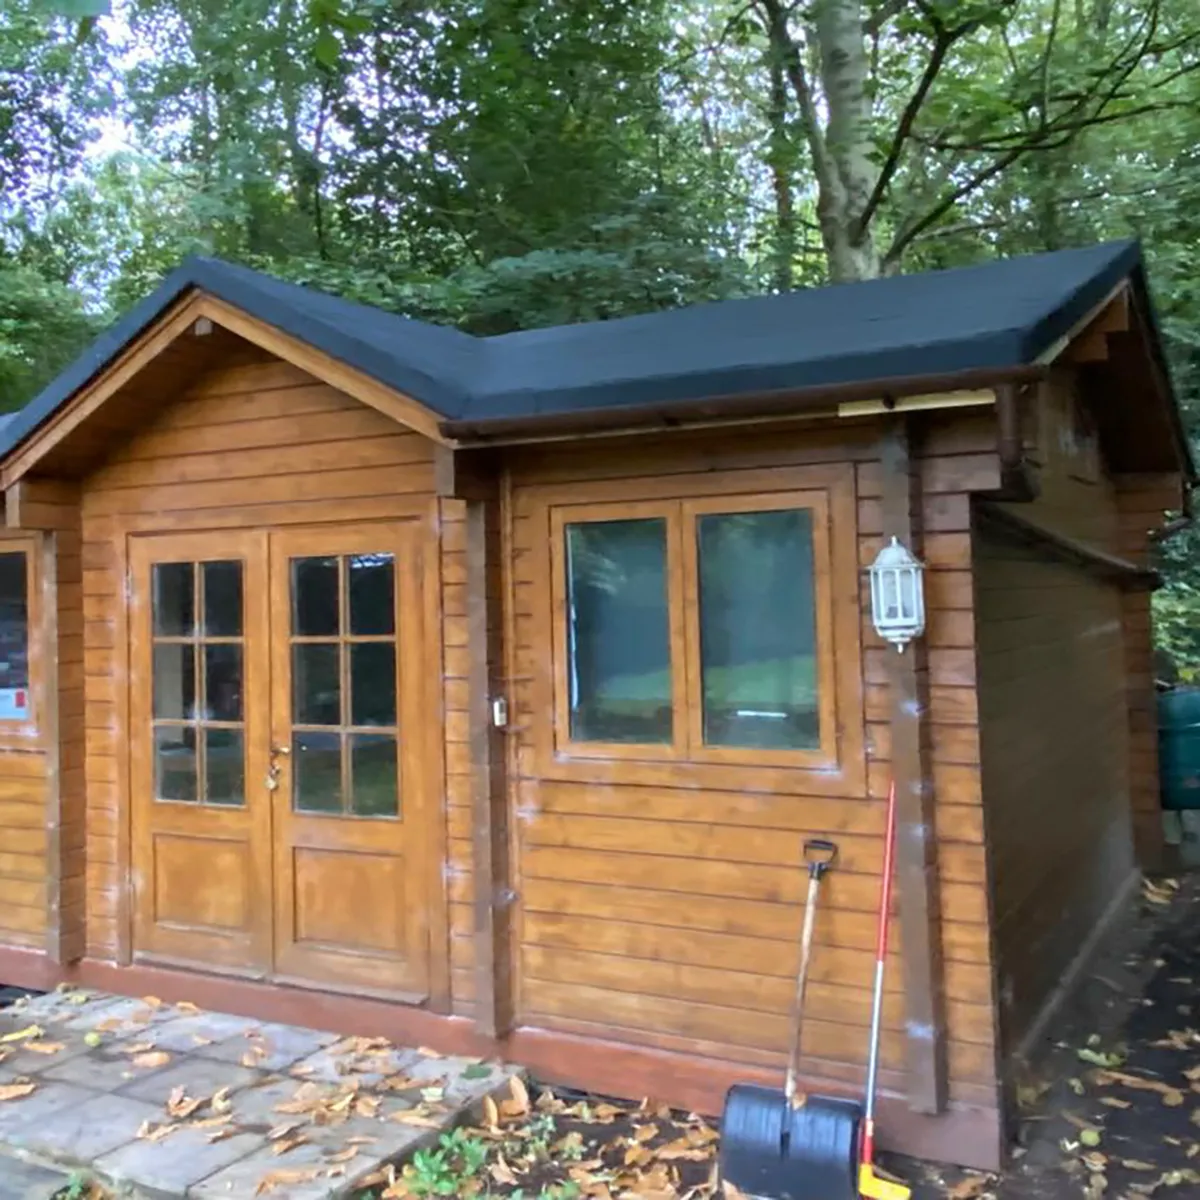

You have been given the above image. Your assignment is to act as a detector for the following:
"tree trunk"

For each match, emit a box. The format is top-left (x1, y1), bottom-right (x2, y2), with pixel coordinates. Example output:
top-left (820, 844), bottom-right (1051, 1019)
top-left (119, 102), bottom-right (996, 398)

top-left (767, 49), bottom-right (796, 291)
top-left (813, 0), bottom-right (880, 280)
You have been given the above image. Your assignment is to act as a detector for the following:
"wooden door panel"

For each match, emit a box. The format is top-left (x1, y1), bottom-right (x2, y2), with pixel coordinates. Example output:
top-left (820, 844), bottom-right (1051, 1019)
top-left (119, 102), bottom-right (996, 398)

top-left (268, 523), bottom-right (430, 1000)
top-left (129, 532), bottom-right (272, 974)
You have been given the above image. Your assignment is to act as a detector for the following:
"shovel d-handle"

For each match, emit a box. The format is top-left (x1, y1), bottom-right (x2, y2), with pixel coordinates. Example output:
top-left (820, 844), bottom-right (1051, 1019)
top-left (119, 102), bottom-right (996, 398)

top-left (803, 838), bottom-right (838, 878)
top-left (784, 838), bottom-right (839, 1105)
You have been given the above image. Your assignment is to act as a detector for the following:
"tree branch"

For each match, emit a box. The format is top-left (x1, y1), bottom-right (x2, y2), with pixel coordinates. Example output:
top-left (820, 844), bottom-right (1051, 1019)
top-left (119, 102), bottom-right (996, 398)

top-left (854, 24), bottom-right (954, 240)
top-left (754, 0), bottom-right (836, 194)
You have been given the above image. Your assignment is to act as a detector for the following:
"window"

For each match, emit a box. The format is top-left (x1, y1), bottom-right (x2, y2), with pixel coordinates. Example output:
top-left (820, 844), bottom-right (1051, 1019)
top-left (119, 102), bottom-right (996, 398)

top-left (548, 488), bottom-right (840, 771)
top-left (150, 560), bottom-right (246, 806)
top-left (288, 553), bottom-right (401, 819)
top-left (0, 551), bottom-right (29, 723)
top-left (564, 518), bottom-right (673, 745)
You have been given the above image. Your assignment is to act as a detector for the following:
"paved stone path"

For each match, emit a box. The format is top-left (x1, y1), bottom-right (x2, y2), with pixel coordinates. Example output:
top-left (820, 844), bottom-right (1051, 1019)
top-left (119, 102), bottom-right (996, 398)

top-left (0, 990), bottom-right (520, 1198)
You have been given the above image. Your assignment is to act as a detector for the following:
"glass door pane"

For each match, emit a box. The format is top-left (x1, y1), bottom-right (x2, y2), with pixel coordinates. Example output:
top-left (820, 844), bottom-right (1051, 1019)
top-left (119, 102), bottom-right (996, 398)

top-left (287, 553), bottom-right (400, 819)
top-left (149, 559), bottom-right (247, 806)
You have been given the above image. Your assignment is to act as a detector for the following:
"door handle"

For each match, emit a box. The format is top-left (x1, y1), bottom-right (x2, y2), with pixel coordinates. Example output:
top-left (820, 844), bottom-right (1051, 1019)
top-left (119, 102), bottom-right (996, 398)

top-left (270, 745), bottom-right (291, 758)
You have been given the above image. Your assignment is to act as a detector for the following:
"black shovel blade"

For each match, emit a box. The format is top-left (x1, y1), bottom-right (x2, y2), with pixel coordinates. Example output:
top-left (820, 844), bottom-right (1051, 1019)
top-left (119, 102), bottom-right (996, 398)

top-left (719, 1084), bottom-right (861, 1200)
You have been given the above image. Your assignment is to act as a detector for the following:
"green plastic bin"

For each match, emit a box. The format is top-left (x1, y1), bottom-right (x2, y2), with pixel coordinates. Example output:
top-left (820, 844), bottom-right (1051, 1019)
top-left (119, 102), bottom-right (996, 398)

top-left (1158, 687), bottom-right (1200, 810)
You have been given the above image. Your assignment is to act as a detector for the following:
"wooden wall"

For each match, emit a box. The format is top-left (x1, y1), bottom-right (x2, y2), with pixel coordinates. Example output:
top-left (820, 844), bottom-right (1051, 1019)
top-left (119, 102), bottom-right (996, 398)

top-left (1115, 473), bottom-right (1185, 869)
top-left (975, 374), bottom-right (1142, 1062)
top-left (75, 347), bottom-right (437, 961)
top-left (490, 414), bottom-right (1003, 1120)
top-left (973, 535), bottom-right (1131, 1059)
top-left (0, 749), bottom-right (48, 950)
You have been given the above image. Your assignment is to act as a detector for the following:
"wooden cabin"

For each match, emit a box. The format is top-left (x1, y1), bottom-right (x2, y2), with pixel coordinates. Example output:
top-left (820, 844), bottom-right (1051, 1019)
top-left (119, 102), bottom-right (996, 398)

top-left (0, 243), bottom-right (1189, 1170)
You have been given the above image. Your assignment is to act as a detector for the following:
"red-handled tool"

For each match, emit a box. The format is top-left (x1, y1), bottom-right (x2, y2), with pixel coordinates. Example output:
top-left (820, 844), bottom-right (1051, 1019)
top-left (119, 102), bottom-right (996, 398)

top-left (859, 780), bottom-right (910, 1200)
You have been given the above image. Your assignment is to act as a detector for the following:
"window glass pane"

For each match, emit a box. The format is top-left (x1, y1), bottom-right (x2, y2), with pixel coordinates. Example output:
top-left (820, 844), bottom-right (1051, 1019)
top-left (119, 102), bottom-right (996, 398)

top-left (154, 725), bottom-right (197, 802)
top-left (293, 644), bottom-right (340, 726)
top-left (351, 644), bottom-right (396, 727)
top-left (293, 731), bottom-right (342, 813)
top-left (0, 552), bottom-right (29, 720)
top-left (153, 644), bottom-right (195, 720)
top-left (349, 554), bottom-right (395, 635)
top-left (350, 733), bottom-right (399, 817)
top-left (565, 518), bottom-right (671, 744)
top-left (205, 728), bottom-right (244, 807)
top-left (291, 557), bottom-right (339, 636)
top-left (204, 644), bottom-right (243, 722)
top-left (697, 509), bottom-right (820, 751)
top-left (153, 562), bottom-right (195, 636)
top-left (203, 561), bottom-right (242, 637)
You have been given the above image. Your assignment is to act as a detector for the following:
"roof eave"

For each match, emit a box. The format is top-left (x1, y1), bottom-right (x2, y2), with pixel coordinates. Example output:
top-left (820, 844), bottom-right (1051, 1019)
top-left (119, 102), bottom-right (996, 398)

top-left (441, 362), bottom-right (1048, 445)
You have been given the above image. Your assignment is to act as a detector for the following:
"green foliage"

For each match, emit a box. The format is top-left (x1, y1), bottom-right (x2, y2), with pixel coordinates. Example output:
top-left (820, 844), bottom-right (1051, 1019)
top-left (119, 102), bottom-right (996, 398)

top-left (403, 1126), bottom-right (491, 1196)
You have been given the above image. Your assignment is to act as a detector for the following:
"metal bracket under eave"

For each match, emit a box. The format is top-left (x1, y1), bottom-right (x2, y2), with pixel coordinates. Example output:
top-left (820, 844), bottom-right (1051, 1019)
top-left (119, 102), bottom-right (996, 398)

top-left (836, 388), bottom-right (996, 419)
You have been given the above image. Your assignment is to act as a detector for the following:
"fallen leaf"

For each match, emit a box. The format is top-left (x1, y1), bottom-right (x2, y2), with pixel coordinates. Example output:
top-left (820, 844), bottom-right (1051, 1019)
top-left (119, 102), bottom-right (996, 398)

top-left (945, 1180), bottom-right (993, 1200)
top-left (500, 1074), bottom-right (530, 1118)
top-left (191, 1035), bottom-right (213, 1047)
top-left (22, 1041), bottom-right (65, 1056)
top-left (124, 1041), bottom-right (156, 1055)
top-left (255, 1168), bottom-right (322, 1194)
top-left (482, 1094), bottom-right (500, 1130)
top-left (175, 1001), bottom-right (201, 1015)
top-left (415, 1046), bottom-right (442, 1058)
top-left (388, 1106), bottom-right (443, 1129)
top-left (272, 1135), bottom-right (308, 1156)
top-left (0, 1025), bottom-right (43, 1044)
top-left (136, 1119), bottom-right (178, 1143)
top-left (325, 1147), bottom-right (360, 1164)
top-left (191, 1114), bottom-right (232, 1130)
top-left (1100, 1097), bottom-right (1131, 1109)
top-left (0, 1081), bottom-right (36, 1102)
top-left (461, 1062), bottom-right (491, 1081)
top-left (1123, 1161), bottom-right (1157, 1171)
top-left (132, 1051), bottom-right (171, 1069)
top-left (267, 1121), bottom-right (302, 1142)
top-left (1079, 1048), bottom-right (1125, 1068)
top-left (212, 1087), bottom-right (233, 1114)
top-left (165, 1087), bottom-right (205, 1120)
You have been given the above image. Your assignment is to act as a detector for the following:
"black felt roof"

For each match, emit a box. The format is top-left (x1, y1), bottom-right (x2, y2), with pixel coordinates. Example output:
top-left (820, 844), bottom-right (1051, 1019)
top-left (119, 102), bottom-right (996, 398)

top-left (0, 239), bottom-right (1166, 457)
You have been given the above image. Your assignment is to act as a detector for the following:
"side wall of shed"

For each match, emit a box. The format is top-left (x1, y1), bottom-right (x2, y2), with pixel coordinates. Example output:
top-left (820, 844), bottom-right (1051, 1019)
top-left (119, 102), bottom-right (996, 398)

top-left (975, 372), bottom-right (1140, 1067)
top-left (480, 414), bottom-right (1003, 1149)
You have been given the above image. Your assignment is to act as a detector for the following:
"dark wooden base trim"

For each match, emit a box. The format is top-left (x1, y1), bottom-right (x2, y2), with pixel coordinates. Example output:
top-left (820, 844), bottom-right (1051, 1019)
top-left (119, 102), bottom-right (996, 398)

top-left (1013, 866), bottom-right (1141, 1066)
top-left (0, 948), bottom-right (1002, 1172)
top-left (508, 1026), bottom-right (1002, 1171)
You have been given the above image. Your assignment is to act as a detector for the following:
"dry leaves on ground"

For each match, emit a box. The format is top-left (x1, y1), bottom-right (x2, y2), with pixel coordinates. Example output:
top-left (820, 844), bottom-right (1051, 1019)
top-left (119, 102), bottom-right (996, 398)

top-left (0, 1079), bottom-right (36, 1102)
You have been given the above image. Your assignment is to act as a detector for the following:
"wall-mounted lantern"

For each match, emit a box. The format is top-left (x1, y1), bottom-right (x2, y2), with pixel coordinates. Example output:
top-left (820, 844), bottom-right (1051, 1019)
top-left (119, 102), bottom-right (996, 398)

top-left (868, 536), bottom-right (926, 651)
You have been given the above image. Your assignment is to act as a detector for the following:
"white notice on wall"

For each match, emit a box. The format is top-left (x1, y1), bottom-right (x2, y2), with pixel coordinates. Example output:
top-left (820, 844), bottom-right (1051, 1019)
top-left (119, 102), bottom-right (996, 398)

top-left (0, 688), bottom-right (28, 720)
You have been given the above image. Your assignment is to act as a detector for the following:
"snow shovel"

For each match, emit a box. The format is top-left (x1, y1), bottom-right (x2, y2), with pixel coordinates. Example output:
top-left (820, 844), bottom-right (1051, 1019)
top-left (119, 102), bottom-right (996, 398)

top-left (719, 838), bottom-right (862, 1200)
top-left (857, 780), bottom-right (911, 1200)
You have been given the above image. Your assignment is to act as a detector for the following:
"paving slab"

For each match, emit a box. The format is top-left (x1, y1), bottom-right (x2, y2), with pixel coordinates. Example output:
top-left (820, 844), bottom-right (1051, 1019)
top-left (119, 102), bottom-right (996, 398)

top-left (287, 1038), bottom-right (426, 1086)
top-left (0, 1152), bottom-right (68, 1200)
top-left (0, 988), bottom-right (526, 1199)
top-left (34, 1048), bottom-right (147, 1091)
top-left (10, 1091), bottom-right (162, 1166)
top-left (196, 1021), bottom-right (337, 1072)
top-left (190, 1138), bottom-right (372, 1199)
top-left (117, 1058), bottom-right (264, 1107)
top-left (139, 1012), bottom-right (260, 1053)
top-left (0, 1082), bottom-right (98, 1141)
top-left (94, 1125), bottom-right (263, 1196)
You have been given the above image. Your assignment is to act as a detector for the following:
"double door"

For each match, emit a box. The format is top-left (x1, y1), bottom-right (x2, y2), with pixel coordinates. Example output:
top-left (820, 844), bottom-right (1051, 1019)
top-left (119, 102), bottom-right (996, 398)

top-left (129, 524), bottom-right (430, 1000)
